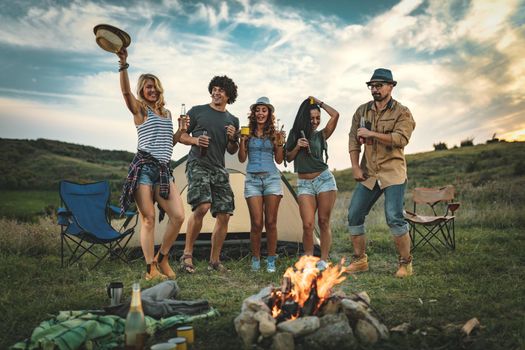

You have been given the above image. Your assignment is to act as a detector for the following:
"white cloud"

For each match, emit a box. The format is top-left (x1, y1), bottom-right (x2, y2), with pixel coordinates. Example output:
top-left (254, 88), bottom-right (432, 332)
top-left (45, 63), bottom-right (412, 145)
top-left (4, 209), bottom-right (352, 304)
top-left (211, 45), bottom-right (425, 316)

top-left (1, 0), bottom-right (524, 169)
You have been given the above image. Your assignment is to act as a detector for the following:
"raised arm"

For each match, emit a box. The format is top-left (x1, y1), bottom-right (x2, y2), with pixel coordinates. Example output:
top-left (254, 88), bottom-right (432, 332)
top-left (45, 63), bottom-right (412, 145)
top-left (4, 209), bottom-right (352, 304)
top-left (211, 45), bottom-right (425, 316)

top-left (117, 48), bottom-right (144, 124)
top-left (309, 96), bottom-right (339, 140)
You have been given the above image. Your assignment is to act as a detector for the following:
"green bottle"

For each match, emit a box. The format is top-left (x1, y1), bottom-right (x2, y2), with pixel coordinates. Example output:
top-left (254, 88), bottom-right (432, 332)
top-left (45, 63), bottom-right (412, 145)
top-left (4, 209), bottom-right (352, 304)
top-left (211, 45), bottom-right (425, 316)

top-left (125, 283), bottom-right (147, 349)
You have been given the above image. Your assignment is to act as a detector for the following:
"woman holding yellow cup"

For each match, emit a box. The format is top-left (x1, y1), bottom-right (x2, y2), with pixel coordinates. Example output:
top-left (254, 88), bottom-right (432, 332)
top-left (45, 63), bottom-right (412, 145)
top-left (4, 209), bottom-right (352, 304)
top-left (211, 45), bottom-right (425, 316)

top-left (238, 97), bottom-right (285, 272)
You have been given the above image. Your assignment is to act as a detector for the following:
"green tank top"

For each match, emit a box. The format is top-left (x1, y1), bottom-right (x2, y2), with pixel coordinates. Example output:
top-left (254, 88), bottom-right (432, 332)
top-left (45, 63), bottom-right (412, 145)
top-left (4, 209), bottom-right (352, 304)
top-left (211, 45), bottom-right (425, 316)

top-left (289, 130), bottom-right (328, 173)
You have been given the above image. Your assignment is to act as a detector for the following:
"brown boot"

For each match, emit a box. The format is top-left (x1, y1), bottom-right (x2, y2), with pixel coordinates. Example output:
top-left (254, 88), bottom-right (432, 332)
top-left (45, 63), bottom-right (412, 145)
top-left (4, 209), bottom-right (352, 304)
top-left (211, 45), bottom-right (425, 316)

top-left (155, 251), bottom-right (176, 279)
top-left (395, 255), bottom-right (413, 278)
top-left (348, 254), bottom-right (369, 273)
top-left (145, 263), bottom-right (168, 281)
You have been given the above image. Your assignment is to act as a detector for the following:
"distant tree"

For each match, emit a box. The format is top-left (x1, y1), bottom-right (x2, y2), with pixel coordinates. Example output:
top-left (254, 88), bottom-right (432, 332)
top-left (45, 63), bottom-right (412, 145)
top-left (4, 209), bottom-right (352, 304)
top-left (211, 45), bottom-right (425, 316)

top-left (486, 133), bottom-right (500, 144)
top-left (460, 137), bottom-right (474, 147)
top-left (433, 142), bottom-right (448, 151)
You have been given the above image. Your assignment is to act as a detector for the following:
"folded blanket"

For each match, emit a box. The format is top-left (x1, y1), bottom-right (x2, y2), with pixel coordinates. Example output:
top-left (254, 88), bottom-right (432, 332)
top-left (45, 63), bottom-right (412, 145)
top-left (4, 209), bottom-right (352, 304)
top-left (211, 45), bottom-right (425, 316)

top-left (105, 280), bottom-right (211, 319)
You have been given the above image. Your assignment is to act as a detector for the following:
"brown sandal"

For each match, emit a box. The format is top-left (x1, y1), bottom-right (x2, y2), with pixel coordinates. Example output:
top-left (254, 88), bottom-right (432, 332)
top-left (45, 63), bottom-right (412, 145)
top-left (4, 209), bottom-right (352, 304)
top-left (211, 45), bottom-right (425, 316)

top-left (179, 254), bottom-right (195, 274)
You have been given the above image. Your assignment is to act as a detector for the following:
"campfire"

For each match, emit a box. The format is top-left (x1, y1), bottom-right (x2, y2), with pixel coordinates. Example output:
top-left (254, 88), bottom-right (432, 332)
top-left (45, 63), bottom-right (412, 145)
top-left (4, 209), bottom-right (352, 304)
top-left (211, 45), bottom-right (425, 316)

top-left (234, 256), bottom-right (390, 350)
top-left (270, 256), bottom-right (348, 322)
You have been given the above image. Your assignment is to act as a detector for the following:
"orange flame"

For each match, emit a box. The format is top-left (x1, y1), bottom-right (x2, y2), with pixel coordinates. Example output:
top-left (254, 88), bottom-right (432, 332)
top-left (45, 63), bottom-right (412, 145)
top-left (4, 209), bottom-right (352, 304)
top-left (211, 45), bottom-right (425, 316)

top-left (270, 256), bottom-right (348, 320)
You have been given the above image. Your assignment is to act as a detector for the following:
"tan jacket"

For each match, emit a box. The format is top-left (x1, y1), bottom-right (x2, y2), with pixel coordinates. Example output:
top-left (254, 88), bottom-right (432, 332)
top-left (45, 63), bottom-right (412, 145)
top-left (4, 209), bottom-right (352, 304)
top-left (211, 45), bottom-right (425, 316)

top-left (348, 99), bottom-right (415, 190)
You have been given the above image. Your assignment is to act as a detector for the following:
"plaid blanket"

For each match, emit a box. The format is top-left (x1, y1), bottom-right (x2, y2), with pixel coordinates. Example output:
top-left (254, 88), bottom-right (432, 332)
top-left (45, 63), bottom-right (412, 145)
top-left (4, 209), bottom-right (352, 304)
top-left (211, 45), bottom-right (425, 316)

top-left (12, 308), bottom-right (219, 350)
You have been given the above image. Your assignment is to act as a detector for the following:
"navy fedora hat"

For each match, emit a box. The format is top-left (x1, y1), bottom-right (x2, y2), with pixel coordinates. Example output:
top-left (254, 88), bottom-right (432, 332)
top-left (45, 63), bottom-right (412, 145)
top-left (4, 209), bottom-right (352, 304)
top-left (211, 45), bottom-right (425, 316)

top-left (366, 68), bottom-right (397, 86)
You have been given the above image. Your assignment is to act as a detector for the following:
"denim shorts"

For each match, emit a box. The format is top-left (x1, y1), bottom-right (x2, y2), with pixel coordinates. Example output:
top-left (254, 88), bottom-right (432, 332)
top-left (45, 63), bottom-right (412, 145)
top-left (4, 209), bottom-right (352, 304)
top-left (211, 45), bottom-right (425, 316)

top-left (138, 164), bottom-right (173, 186)
top-left (244, 172), bottom-right (283, 198)
top-left (297, 169), bottom-right (337, 196)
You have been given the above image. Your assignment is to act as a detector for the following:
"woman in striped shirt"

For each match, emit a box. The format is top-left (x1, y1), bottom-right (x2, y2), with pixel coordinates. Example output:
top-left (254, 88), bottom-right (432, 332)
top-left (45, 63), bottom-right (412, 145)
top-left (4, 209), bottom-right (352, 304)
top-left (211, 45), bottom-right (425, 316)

top-left (117, 47), bottom-right (185, 281)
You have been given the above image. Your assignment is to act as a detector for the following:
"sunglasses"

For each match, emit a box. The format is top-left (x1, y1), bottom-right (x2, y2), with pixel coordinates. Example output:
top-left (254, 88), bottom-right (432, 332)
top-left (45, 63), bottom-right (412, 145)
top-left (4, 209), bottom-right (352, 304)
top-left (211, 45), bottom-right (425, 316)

top-left (367, 83), bottom-right (386, 90)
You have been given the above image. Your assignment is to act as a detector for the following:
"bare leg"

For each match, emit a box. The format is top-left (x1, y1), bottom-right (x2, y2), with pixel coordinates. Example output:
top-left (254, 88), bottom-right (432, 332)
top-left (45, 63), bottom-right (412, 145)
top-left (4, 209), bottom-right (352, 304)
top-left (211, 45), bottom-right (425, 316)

top-left (393, 232), bottom-right (411, 259)
top-left (263, 195), bottom-right (281, 257)
top-left (246, 196), bottom-right (264, 258)
top-left (183, 202), bottom-right (211, 266)
top-left (316, 190), bottom-right (336, 261)
top-left (134, 184), bottom-right (156, 264)
top-left (210, 213), bottom-right (230, 263)
top-left (155, 181), bottom-right (185, 255)
top-left (298, 194), bottom-right (317, 256)
top-left (351, 235), bottom-right (367, 257)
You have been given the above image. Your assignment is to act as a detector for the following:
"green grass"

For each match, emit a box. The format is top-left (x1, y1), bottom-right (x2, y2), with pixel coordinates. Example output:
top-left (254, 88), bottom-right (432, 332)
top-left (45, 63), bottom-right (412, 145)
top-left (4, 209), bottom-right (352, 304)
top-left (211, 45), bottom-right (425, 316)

top-left (1, 207), bottom-right (524, 349)
top-left (1, 140), bottom-right (524, 349)
top-left (0, 190), bottom-right (59, 221)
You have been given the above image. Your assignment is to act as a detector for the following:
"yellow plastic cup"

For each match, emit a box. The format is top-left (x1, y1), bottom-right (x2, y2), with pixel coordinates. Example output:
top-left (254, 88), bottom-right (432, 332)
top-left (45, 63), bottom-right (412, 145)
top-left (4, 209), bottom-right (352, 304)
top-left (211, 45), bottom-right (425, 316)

top-left (168, 337), bottom-right (187, 350)
top-left (176, 325), bottom-right (194, 344)
top-left (240, 126), bottom-right (250, 136)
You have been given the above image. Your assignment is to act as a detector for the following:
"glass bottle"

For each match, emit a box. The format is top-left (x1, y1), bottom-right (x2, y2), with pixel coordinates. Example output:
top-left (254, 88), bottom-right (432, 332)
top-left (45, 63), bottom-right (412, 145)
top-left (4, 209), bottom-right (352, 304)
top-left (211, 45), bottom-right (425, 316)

top-left (200, 130), bottom-right (208, 157)
top-left (125, 283), bottom-right (147, 350)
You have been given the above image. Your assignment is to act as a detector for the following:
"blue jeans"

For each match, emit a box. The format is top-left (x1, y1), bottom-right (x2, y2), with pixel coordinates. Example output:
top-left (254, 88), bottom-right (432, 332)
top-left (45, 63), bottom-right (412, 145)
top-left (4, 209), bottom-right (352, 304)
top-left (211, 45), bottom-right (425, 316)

top-left (348, 181), bottom-right (409, 236)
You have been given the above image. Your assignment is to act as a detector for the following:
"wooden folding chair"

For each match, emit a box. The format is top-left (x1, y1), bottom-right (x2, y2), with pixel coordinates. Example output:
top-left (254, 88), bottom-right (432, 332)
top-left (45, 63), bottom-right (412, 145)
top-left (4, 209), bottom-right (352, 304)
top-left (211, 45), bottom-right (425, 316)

top-left (404, 185), bottom-right (460, 254)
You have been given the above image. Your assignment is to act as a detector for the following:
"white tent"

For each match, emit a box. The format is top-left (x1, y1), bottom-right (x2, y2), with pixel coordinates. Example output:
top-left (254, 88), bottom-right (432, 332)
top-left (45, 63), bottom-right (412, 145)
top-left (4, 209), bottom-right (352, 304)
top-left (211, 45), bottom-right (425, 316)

top-left (127, 153), bottom-right (319, 247)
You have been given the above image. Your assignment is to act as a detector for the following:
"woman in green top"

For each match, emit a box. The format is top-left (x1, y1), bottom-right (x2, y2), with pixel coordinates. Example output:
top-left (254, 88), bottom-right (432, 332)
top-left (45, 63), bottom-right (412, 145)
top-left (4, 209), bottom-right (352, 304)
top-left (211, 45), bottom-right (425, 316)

top-left (286, 96), bottom-right (339, 269)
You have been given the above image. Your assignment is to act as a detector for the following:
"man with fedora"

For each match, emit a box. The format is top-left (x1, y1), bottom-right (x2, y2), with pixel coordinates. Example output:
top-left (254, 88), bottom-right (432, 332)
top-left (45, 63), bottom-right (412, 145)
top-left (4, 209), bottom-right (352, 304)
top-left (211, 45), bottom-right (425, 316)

top-left (347, 68), bottom-right (416, 278)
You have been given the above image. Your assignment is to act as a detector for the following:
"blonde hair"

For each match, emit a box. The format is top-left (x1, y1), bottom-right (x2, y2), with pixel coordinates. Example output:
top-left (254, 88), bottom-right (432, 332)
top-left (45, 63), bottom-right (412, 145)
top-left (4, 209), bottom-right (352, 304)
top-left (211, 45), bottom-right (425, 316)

top-left (136, 74), bottom-right (168, 117)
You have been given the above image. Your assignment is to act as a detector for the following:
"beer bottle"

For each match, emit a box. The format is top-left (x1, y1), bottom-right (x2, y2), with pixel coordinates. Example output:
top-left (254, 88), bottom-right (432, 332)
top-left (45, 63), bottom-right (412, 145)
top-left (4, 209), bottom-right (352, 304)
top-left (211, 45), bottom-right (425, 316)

top-left (180, 103), bottom-right (186, 118)
top-left (200, 130), bottom-right (208, 157)
top-left (359, 116), bottom-right (366, 145)
top-left (125, 283), bottom-right (147, 350)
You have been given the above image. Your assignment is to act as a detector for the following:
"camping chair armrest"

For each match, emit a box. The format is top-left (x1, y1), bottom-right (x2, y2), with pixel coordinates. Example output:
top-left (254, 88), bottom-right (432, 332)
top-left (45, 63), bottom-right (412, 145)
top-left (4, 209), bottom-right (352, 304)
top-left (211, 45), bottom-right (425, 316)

top-left (109, 205), bottom-right (136, 218)
top-left (57, 207), bottom-right (72, 226)
top-left (447, 202), bottom-right (460, 215)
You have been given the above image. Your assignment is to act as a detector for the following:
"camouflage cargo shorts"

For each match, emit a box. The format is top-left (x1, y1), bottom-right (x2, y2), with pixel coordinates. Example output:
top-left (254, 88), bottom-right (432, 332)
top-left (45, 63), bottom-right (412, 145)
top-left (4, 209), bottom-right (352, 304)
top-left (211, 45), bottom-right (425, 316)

top-left (186, 160), bottom-right (235, 217)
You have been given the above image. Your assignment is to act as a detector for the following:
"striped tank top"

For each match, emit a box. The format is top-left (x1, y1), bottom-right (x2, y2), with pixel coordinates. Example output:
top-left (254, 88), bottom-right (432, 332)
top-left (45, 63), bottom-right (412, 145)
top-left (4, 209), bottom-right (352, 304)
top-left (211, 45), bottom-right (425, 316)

top-left (136, 107), bottom-right (173, 163)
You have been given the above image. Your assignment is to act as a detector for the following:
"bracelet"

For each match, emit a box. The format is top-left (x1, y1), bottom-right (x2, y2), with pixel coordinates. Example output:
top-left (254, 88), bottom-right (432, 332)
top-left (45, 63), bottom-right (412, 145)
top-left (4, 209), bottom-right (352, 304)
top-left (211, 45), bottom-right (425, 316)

top-left (119, 63), bottom-right (129, 72)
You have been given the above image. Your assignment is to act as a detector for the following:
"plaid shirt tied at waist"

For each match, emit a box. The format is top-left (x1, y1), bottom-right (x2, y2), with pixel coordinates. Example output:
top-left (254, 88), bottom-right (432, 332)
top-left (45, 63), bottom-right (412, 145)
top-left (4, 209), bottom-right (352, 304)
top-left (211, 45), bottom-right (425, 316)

top-left (120, 150), bottom-right (171, 221)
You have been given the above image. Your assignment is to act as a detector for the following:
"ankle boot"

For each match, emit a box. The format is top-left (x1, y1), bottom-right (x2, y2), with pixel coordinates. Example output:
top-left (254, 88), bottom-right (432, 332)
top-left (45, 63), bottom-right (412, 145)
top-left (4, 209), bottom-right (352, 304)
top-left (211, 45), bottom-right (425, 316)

top-left (145, 262), bottom-right (168, 281)
top-left (348, 254), bottom-right (369, 273)
top-left (155, 251), bottom-right (176, 279)
top-left (395, 255), bottom-right (413, 278)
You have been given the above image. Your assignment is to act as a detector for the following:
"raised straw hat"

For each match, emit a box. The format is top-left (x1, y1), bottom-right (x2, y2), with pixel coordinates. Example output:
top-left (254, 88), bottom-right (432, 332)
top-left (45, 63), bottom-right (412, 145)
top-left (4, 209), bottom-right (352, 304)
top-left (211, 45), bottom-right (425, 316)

top-left (93, 24), bottom-right (131, 53)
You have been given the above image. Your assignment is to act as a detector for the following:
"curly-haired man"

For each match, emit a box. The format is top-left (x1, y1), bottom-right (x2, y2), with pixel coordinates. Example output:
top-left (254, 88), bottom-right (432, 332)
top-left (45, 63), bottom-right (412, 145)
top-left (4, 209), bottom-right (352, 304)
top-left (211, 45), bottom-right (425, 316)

top-left (179, 75), bottom-right (240, 273)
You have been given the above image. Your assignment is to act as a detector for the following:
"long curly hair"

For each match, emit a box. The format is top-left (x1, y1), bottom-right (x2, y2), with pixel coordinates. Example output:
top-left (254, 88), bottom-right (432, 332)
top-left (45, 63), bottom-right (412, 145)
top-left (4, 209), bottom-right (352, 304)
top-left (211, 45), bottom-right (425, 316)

top-left (208, 75), bottom-right (238, 104)
top-left (248, 105), bottom-right (276, 141)
top-left (136, 73), bottom-right (168, 117)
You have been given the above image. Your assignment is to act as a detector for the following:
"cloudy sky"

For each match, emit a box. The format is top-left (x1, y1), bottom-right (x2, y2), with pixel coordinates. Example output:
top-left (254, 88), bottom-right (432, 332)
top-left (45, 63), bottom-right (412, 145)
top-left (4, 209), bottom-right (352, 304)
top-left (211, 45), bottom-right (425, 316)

top-left (0, 0), bottom-right (524, 169)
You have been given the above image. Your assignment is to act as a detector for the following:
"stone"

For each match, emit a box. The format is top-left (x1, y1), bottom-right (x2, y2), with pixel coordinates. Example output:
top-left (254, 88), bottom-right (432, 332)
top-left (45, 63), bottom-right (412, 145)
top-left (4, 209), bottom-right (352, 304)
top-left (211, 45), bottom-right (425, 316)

top-left (254, 310), bottom-right (277, 337)
top-left (341, 298), bottom-right (367, 320)
top-left (241, 286), bottom-right (273, 313)
top-left (277, 316), bottom-right (320, 337)
top-left (234, 311), bottom-right (259, 348)
top-left (364, 314), bottom-right (389, 340)
top-left (303, 313), bottom-right (356, 349)
top-left (271, 332), bottom-right (295, 350)
top-left (355, 319), bottom-right (379, 345)
top-left (319, 297), bottom-right (341, 316)
top-left (351, 291), bottom-right (370, 305)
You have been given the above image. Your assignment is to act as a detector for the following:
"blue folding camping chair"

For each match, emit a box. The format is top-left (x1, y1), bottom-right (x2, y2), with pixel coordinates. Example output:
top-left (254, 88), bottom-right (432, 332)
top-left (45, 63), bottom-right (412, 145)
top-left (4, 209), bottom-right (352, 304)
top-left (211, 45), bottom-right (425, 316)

top-left (58, 180), bottom-right (138, 269)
